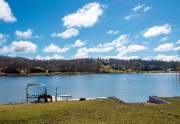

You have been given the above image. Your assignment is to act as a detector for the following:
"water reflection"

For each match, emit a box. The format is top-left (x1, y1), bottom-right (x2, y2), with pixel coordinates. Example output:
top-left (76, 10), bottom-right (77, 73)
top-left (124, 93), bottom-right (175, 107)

top-left (176, 73), bottom-right (180, 87)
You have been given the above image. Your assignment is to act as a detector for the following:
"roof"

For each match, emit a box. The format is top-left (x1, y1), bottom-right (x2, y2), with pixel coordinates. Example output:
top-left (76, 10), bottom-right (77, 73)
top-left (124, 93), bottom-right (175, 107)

top-left (26, 83), bottom-right (47, 88)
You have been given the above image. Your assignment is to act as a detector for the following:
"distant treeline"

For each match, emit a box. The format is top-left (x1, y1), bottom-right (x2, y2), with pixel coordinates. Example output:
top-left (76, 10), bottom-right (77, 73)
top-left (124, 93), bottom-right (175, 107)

top-left (0, 56), bottom-right (179, 75)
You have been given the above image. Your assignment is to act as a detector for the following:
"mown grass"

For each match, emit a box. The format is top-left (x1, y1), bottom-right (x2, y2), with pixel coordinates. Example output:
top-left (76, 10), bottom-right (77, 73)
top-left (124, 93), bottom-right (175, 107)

top-left (0, 98), bottom-right (180, 124)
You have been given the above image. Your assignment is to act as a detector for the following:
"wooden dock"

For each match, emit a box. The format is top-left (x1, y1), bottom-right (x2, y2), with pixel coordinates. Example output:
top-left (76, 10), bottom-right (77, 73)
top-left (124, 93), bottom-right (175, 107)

top-left (148, 96), bottom-right (171, 104)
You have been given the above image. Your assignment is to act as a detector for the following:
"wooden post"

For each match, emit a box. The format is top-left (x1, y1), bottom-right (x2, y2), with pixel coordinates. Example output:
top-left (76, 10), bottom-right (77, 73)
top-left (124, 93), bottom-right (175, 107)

top-left (25, 88), bottom-right (28, 102)
top-left (55, 87), bottom-right (58, 102)
top-left (44, 87), bottom-right (48, 102)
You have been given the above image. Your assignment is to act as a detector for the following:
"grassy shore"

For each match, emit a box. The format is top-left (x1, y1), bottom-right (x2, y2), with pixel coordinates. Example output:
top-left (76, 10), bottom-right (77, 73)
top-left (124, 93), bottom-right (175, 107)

top-left (0, 97), bottom-right (180, 124)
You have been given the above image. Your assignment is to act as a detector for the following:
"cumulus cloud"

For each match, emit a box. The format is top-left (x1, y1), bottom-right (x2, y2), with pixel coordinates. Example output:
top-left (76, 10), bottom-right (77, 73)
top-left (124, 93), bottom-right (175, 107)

top-left (126, 44), bottom-right (147, 52)
top-left (71, 39), bottom-right (85, 47)
top-left (73, 35), bottom-right (146, 59)
top-left (74, 47), bottom-right (89, 58)
top-left (174, 46), bottom-right (180, 51)
top-left (115, 55), bottom-right (140, 60)
top-left (142, 24), bottom-right (172, 38)
top-left (144, 55), bottom-right (180, 62)
top-left (117, 44), bottom-right (147, 55)
top-left (74, 34), bottom-right (129, 58)
top-left (35, 54), bottom-right (64, 60)
top-left (51, 28), bottom-right (79, 39)
top-left (154, 43), bottom-right (174, 52)
top-left (99, 34), bottom-right (129, 48)
top-left (133, 4), bottom-right (145, 11)
top-left (133, 4), bottom-right (151, 12)
top-left (74, 46), bottom-right (114, 58)
top-left (88, 46), bottom-right (114, 53)
top-left (176, 40), bottom-right (180, 44)
top-left (0, 40), bottom-right (37, 53)
top-left (43, 43), bottom-right (69, 53)
top-left (107, 30), bottom-right (119, 35)
top-left (10, 41), bottom-right (36, 52)
top-left (124, 4), bottom-right (151, 20)
top-left (103, 55), bottom-right (140, 60)
top-left (154, 55), bottom-right (180, 62)
top-left (143, 6), bottom-right (151, 12)
top-left (124, 15), bottom-right (133, 20)
top-left (15, 29), bottom-right (33, 39)
top-left (0, 33), bottom-right (8, 43)
top-left (62, 2), bottom-right (103, 28)
top-left (0, 0), bottom-right (16, 22)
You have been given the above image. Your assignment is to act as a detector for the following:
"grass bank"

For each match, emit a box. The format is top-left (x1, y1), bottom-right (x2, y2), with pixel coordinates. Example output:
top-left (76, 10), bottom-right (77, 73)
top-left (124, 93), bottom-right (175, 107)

top-left (0, 97), bottom-right (180, 124)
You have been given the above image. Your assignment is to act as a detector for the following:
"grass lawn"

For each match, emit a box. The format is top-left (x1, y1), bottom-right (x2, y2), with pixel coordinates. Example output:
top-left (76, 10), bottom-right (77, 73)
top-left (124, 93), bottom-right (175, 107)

top-left (0, 98), bottom-right (180, 124)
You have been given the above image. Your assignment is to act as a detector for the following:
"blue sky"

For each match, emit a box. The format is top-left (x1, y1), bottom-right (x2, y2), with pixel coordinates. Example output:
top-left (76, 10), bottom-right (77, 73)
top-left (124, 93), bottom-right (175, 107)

top-left (0, 0), bottom-right (180, 61)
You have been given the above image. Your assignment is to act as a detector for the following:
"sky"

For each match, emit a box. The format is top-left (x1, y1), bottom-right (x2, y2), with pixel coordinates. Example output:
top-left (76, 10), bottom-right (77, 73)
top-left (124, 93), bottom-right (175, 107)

top-left (0, 0), bottom-right (180, 61)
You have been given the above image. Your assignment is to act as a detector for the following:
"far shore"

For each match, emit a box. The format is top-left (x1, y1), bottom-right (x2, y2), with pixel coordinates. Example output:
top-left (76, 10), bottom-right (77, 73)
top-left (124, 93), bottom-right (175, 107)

top-left (0, 70), bottom-right (178, 77)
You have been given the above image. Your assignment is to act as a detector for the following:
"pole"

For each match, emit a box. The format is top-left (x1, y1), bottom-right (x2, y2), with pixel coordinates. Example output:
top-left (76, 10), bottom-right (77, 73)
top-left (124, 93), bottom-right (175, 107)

top-left (26, 88), bottom-right (28, 102)
top-left (55, 87), bottom-right (58, 102)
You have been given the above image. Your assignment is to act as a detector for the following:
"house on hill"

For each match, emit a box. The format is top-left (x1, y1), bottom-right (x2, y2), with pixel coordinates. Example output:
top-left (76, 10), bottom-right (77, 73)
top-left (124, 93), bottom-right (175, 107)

top-left (30, 67), bottom-right (48, 73)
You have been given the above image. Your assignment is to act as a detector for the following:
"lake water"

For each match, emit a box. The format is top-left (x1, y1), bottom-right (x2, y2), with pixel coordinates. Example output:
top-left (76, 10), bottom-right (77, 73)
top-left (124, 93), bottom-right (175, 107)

top-left (0, 73), bottom-right (180, 104)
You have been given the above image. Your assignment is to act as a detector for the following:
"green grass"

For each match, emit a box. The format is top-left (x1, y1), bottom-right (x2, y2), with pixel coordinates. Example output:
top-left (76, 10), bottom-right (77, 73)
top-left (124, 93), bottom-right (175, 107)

top-left (0, 98), bottom-right (180, 124)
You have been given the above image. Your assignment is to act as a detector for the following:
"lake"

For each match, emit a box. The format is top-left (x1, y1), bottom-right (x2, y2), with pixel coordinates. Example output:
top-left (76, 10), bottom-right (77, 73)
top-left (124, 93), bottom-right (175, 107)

top-left (0, 73), bottom-right (180, 104)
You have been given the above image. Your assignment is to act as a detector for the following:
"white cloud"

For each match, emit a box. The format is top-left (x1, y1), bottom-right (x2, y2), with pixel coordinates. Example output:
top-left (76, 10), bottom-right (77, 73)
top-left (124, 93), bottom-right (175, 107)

top-left (74, 35), bottom-right (146, 59)
top-left (142, 24), bottom-right (172, 38)
top-left (124, 15), bottom-right (133, 20)
top-left (107, 30), bottom-right (119, 35)
top-left (176, 40), bottom-right (180, 44)
top-left (62, 2), bottom-right (103, 28)
top-left (99, 34), bottom-right (129, 48)
top-left (174, 46), bottom-right (180, 51)
top-left (43, 43), bottom-right (69, 53)
top-left (103, 55), bottom-right (140, 60)
top-left (71, 39), bottom-right (85, 47)
top-left (116, 45), bottom-right (147, 57)
top-left (126, 44), bottom-right (147, 52)
top-left (133, 4), bottom-right (145, 11)
top-left (74, 45), bottom-right (114, 59)
top-left (74, 34), bottom-right (129, 58)
top-left (15, 29), bottom-right (33, 39)
top-left (10, 41), bottom-right (36, 52)
top-left (51, 28), bottom-right (79, 39)
top-left (0, 0), bottom-right (16, 22)
top-left (88, 46), bottom-right (113, 53)
top-left (154, 43), bottom-right (174, 52)
top-left (133, 4), bottom-right (151, 12)
top-left (124, 4), bottom-right (151, 20)
top-left (155, 55), bottom-right (180, 62)
top-left (116, 55), bottom-right (140, 60)
top-left (0, 40), bottom-right (37, 53)
top-left (143, 6), bottom-right (151, 12)
top-left (35, 54), bottom-right (64, 60)
top-left (74, 47), bottom-right (89, 58)
top-left (117, 44), bottom-right (147, 54)
top-left (0, 33), bottom-right (8, 43)
top-left (74, 45), bottom-right (113, 58)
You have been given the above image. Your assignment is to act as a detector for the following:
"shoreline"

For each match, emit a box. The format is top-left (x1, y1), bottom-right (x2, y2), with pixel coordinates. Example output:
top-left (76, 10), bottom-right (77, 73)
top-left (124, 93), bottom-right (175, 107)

top-left (0, 71), bottom-right (178, 77)
top-left (0, 96), bottom-right (177, 105)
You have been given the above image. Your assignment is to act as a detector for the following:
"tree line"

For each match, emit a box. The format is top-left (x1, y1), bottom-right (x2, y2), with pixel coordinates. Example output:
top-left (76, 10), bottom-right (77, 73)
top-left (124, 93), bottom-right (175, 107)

top-left (0, 56), bottom-right (179, 74)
